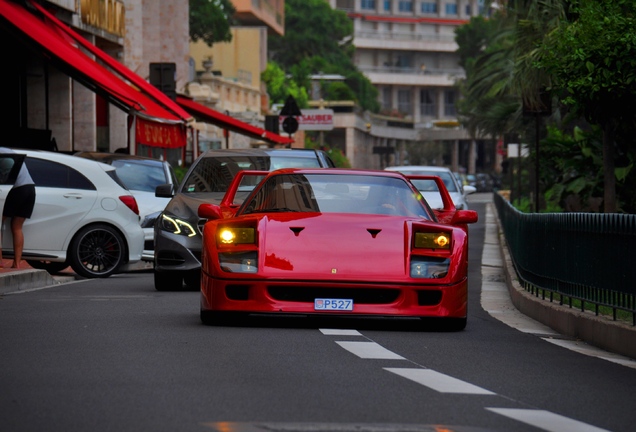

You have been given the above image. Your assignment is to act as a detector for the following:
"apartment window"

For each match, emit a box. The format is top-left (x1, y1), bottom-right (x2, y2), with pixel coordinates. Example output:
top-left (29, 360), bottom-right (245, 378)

top-left (444, 90), bottom-right (456, 116)
top-left (395, 54), bottom-right (413, 68)
top-left (465, 4), bottom-right (471, 15)
top-left (445, 3), bottom-right (458, 15)
top-left (384, 0), bottom-right (392, 11)
top-left (420, 89), bottom-right (436, 116)
top-left (398, 1), bottom-right (413, 12)
top-left (336, 0), bottom-right (355, 9)
top-left (398, 89), bottom-right (413, 115)
top-left (421, 2), bottom-right (437, 13)
top-left (382, 87), bottom-right (392, 111)
top-left (361, 0), bottom-right (376, 9)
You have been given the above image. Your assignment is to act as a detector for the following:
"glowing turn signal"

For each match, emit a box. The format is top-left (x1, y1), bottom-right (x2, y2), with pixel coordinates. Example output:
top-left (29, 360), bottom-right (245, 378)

top-left (218, 227), bottom-right (255, 245)
top-left (414, 232), bottom-right (450, 249)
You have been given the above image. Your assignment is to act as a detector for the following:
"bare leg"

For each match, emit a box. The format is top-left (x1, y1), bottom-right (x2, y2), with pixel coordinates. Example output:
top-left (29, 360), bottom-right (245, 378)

top-left (10, 216), bottom-right (26, 268)
top-left (0, 216), bottom-right (5, 266)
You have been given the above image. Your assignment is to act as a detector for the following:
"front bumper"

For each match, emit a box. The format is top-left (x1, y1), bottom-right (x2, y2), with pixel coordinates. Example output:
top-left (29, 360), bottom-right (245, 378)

top-left (200, 276), bottom-right (467, 318)
top-left (153, 228), bottom-right (202, 272)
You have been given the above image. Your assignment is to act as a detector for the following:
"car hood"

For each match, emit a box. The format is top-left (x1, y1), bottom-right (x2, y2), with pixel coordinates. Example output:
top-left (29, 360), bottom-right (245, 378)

top-left (250, 213), bottom-right (464, 282)
top-left (131, 191), bottom-right (171, 219)
top-left (163, 192), bottom-right (225, 221)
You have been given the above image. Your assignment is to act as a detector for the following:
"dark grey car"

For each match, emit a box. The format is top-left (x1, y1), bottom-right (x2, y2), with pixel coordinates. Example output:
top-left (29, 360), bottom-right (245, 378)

top-left (153, 148), bottom-right (335, 291)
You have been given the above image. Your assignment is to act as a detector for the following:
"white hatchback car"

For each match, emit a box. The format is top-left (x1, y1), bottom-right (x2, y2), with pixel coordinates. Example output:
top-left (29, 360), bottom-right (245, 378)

top-left (74, 152), bottom-right (178, 261)
top-left (0, 150), bottom-right (144, 278)
top-left (385, 165), bottom-right (476, 210)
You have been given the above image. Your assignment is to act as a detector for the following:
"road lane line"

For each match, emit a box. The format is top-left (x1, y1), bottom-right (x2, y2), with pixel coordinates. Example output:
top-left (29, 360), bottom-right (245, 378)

top-left (486, 408), bottom-right (611, 432)
top-left (336, 341), bottom-right (405, 359)
top-left (385, 368), bottom-right (496, 395)
top-left (320, 329), bottom-right (362, 336)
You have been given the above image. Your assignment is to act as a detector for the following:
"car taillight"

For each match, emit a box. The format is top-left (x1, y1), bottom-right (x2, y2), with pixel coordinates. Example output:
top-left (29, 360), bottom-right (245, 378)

top-left (119, 195), bottom-right (139, 215)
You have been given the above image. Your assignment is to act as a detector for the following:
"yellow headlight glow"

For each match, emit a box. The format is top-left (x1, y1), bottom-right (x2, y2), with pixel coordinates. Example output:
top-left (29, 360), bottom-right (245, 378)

top-left (218, 227), bottom-right (256, 245)
top-left (414, 232), bottom-right (451, 249)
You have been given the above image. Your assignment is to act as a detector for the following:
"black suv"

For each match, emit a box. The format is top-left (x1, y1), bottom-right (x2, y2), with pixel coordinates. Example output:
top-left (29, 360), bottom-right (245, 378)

top-left (153, 148), bottom-right (335, 291)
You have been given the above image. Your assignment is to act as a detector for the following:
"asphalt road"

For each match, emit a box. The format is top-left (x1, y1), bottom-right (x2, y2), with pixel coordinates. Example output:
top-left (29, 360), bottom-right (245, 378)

top-left (1, 199), bottom-right (635, 432)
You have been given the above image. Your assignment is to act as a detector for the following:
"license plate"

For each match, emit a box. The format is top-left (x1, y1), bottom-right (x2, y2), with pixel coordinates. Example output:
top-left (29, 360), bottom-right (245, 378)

top-left (314, 298), bottom-right (353, 311)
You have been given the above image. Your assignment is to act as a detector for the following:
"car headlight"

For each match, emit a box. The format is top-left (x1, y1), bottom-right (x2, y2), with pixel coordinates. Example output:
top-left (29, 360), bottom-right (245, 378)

top-left (158, 214), bottom-right (197, 237)
top-left (410, 257), bottom-right (450, 279)
top-left (413, 232), bottom-right (451, 249)
top-left (218, 251), bottom-right (258, 273)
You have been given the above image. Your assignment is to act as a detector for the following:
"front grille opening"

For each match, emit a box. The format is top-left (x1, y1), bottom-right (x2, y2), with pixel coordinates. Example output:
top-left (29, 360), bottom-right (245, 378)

top-left (268, 287), bottom-right (399, 304)
top-left (226, 285), bottom-right (250, 300)
top-left (157, 251), bottom-right (186, 266)
top-left (417, 290), bottom-right (442, 306)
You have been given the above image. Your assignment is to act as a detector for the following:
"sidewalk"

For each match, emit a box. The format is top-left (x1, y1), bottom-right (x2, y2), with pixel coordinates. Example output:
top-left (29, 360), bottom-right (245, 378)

top-left (0, 259), bottom-right (76, 294)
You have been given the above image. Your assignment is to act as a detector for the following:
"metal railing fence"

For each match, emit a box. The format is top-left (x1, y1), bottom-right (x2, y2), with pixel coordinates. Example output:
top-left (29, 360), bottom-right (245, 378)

top-left (493, 192), bottom-right (636, 325)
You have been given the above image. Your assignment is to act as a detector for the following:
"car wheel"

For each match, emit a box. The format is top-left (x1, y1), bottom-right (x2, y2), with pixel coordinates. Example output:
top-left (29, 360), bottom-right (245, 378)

top-left (420, 317), bottom-right (467, 332)
top-left (68, 224), bottom-right (126, 278)
top-left (200, 310), bottom-right (243, 326)
top-left (26, 260), bottom-right (69, 274)
top-left (154, 270), bottom-right (183, 291)
top-left (184, 269), bottom-right (201, 290)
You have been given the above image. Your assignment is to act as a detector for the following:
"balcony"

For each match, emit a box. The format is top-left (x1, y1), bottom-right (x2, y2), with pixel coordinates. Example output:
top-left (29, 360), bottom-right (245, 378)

top-left (354, 31), bottom-right (458, 52)
top-left (358, 65), bottom-right (465, 86)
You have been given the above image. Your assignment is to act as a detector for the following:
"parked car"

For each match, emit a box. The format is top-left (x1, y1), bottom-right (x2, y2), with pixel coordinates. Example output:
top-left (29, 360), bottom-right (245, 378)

top-left (153, 148), bottom-right (335, 291)
top-left (0, 150), bottom-right (144, 278)
top-left (385, 165), bottom-right (476, 210)
top-left (197, 168), bottom-right (478, 330)
top-left (475, 173), bottom-right (494, 192)
top-left (74, 152), bottom-right (179, 261)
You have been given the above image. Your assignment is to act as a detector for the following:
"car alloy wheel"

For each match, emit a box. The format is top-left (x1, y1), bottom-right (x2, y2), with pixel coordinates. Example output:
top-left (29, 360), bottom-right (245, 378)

top-left (69, 224), bottom-right (126, 278)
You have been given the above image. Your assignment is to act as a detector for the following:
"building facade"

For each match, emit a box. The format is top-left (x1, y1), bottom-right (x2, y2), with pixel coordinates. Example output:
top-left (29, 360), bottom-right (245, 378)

top-left (325, 0), bottom-right (498, 173)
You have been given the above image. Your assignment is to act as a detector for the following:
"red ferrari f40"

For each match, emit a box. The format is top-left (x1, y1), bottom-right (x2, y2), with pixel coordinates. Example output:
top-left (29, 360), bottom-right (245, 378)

top-left (198, 169), bottom-right (478, 330)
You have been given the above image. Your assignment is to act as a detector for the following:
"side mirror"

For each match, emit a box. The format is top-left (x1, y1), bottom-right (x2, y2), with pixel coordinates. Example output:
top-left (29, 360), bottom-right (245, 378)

top-left (198, 203), bottom-right (223, 220)
top-left (155, 183), bottom-right (174, 198)
top-left (451, 209), bottom-right (478, 225)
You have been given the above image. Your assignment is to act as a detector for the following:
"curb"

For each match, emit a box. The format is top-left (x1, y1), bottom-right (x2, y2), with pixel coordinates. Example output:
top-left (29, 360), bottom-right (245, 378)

top-left (491, 202), bottom-right (636, 360)
top-left (0, 269), bottom-right (73, 294)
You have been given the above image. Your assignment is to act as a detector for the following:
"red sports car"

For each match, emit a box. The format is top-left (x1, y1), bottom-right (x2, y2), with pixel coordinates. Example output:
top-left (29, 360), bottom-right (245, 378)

top-left (198, 169), bottom-right (478, 330)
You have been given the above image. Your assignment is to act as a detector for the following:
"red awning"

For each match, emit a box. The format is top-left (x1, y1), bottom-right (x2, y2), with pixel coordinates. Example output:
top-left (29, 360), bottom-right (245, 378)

top-left (30, 0), bottom-right (193, 124)
top-left (0, 0), bottom-right (188, 148)
top-left (176, 96), bottom-right (294, 146)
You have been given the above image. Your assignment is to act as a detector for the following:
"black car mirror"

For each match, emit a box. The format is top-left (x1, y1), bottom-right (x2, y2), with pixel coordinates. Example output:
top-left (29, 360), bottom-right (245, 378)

top-left (155, 183), bottom-right (174, 198)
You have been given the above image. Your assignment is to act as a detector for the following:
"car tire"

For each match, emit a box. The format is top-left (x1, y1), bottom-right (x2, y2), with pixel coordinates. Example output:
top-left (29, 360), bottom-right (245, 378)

top-left (154, 270), bottom-right (183, 291)
top-left (68, 224), bottom-right (126, 278)
top-left (184, 269), bottom-right (201, 290)
top-left (200, 310), bottom-right (243, 326)
top-left (26, 260), bottom-right (69, 274)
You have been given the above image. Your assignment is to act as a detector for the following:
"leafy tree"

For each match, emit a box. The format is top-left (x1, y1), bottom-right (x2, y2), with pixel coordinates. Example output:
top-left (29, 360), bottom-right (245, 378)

top-left (536, 0), bottom-right (636, 212)
top-left (261, 62), bottom-right (308, 108)
top-left (269, 0), bottom-right (353, 68)
top-left (266, 0), bottom-right (379, 112)
top-left (189, 0), bottom-right (236, 46)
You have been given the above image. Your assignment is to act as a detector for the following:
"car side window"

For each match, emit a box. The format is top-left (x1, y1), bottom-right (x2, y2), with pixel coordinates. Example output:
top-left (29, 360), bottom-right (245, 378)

top-left (25, 158), bottom-right (96, 190)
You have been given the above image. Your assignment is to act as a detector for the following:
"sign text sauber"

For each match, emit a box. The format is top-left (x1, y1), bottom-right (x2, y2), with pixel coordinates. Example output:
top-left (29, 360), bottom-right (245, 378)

top-left (279, 109), bottom-right (334, 131)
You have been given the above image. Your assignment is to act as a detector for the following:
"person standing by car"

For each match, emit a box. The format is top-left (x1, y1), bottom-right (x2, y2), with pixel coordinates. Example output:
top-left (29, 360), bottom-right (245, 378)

top-left (0, 148), bottom-right (36, 269)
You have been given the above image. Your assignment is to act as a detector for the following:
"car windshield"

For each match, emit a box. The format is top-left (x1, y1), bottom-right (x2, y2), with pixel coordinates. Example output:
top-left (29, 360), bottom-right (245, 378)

top-left (240, 173), bottom-right (432, 219)
top-left (111, 160), bottom-right (167, 192)
top-left (181, 155), bottom-right (322, 193)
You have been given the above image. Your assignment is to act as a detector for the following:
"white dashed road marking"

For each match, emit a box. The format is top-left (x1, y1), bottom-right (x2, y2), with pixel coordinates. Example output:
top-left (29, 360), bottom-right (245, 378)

top-left (486, 408), bottom-right (611, 432)
top-left (335, 341), bottom-right (405, 359)
top-left (385, 368), bottom-right (496, 395)
top-left (319, 329), bottom-right (362, 336)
